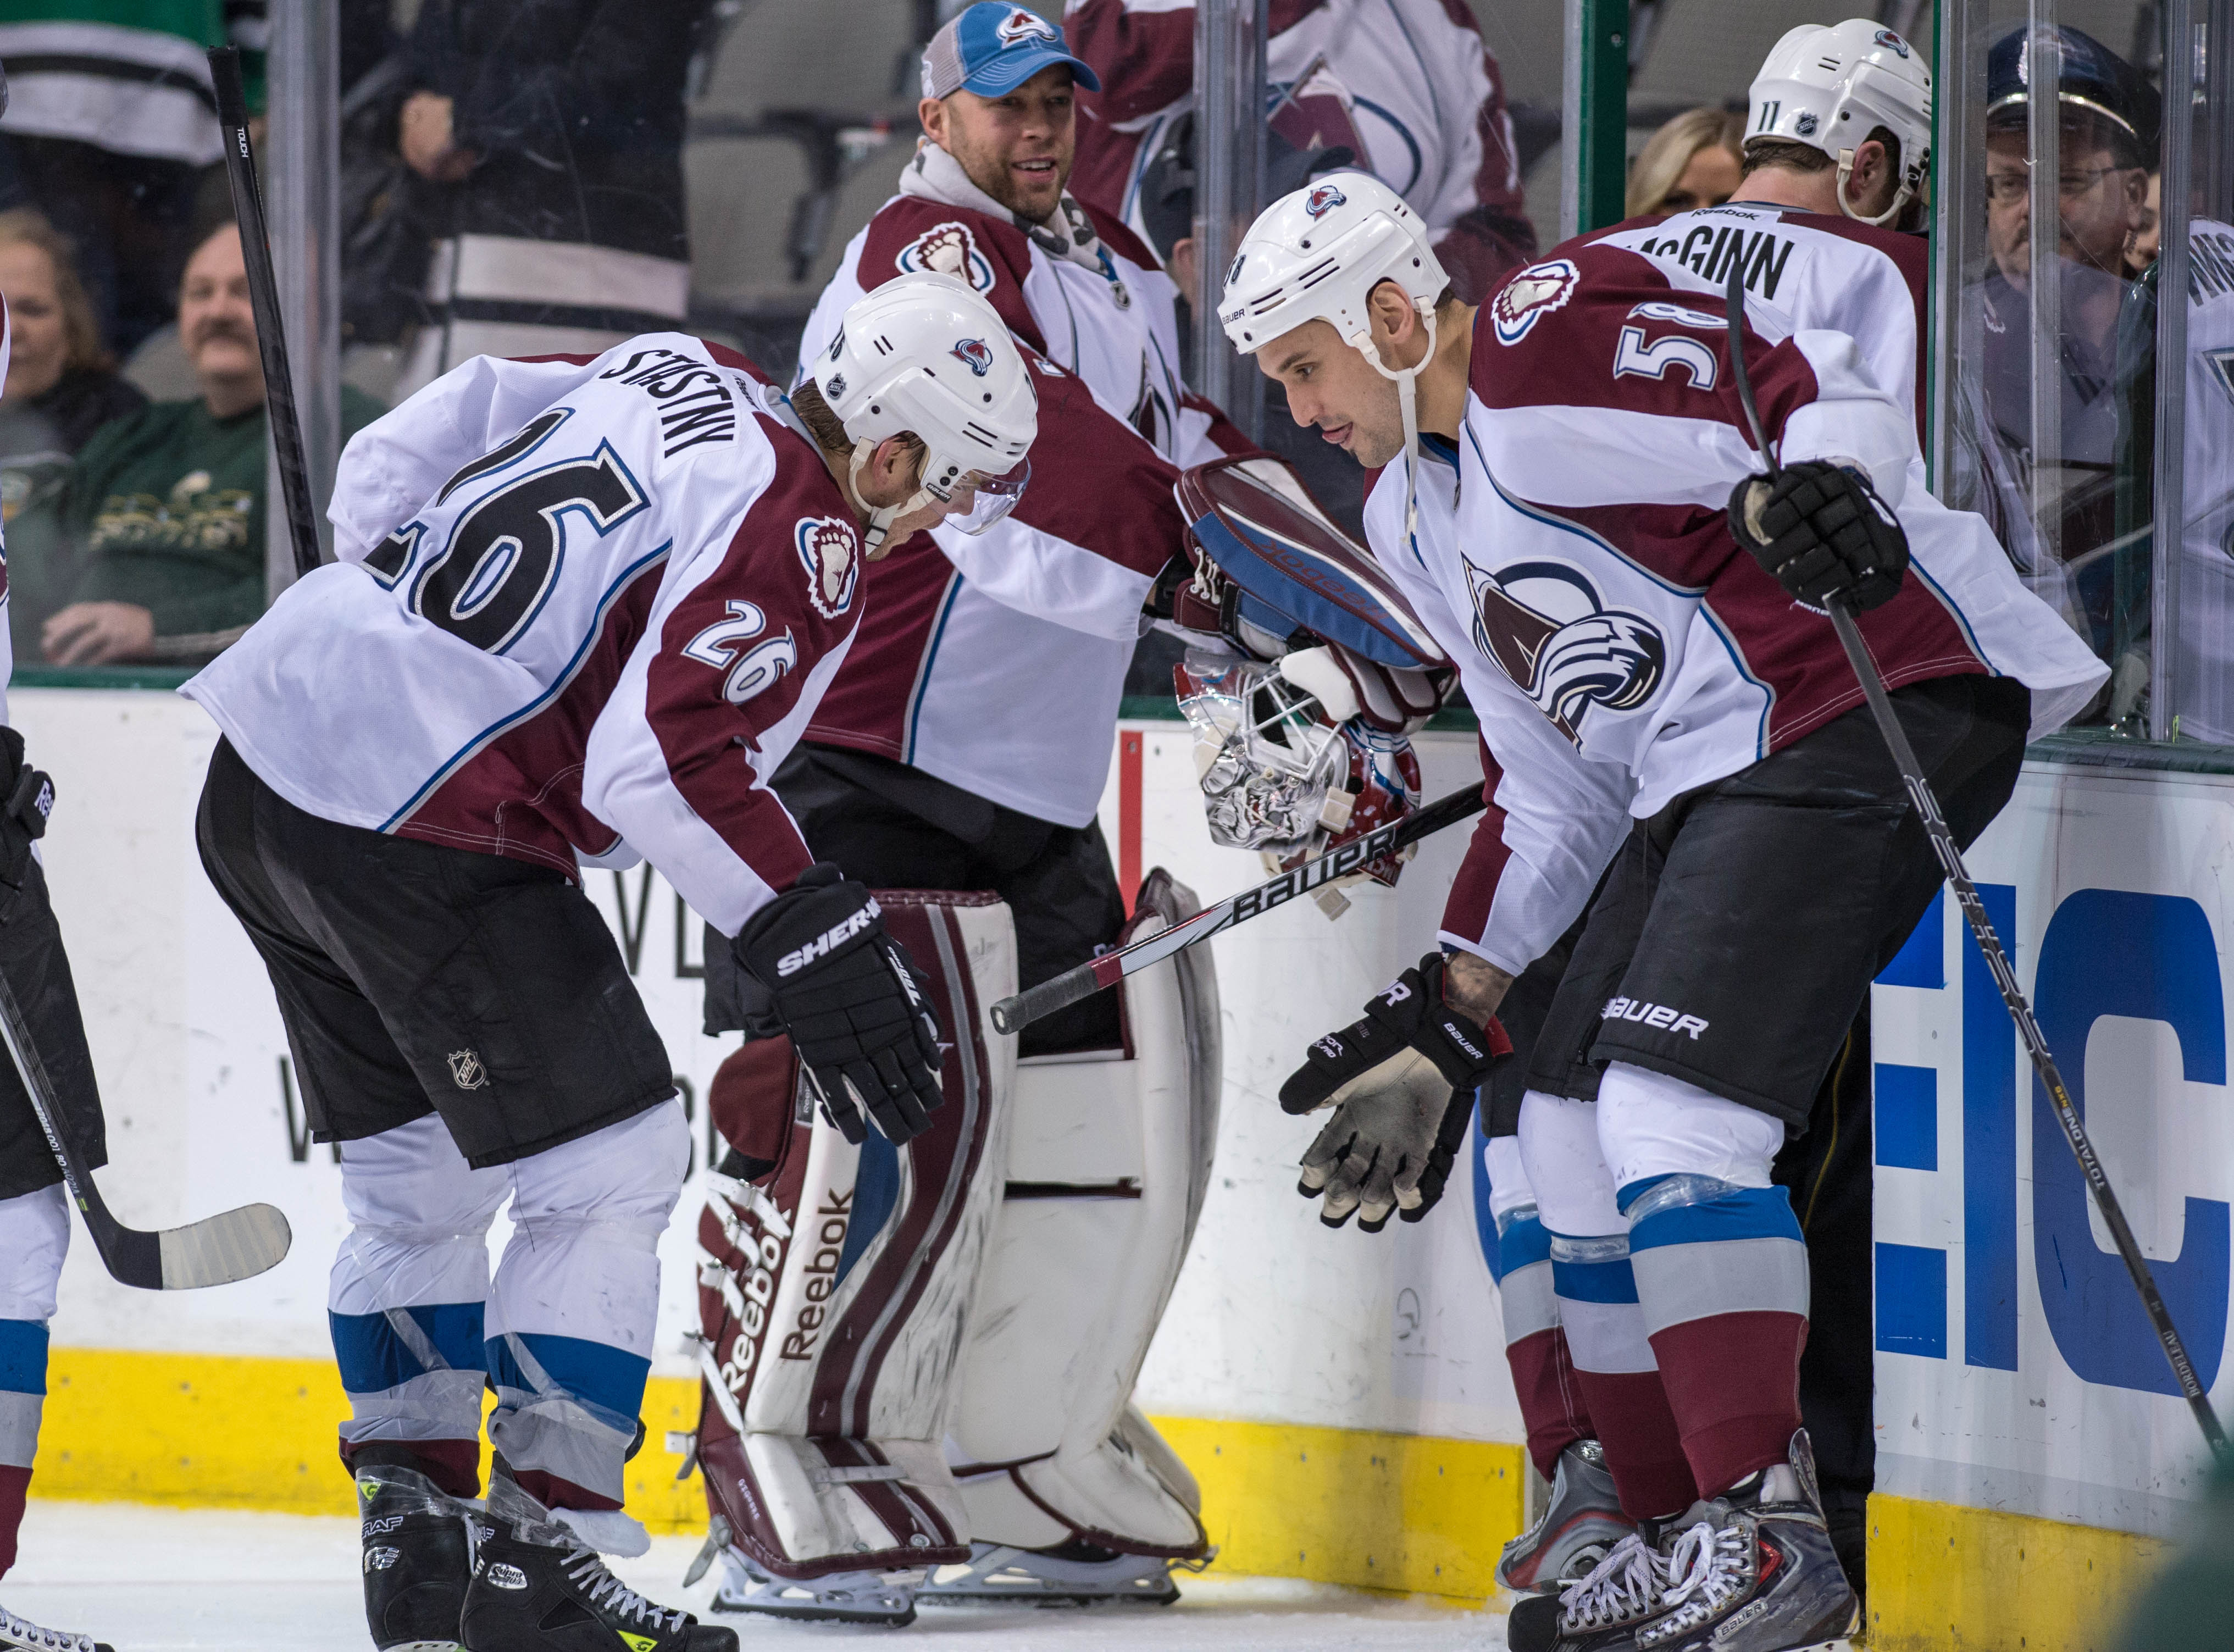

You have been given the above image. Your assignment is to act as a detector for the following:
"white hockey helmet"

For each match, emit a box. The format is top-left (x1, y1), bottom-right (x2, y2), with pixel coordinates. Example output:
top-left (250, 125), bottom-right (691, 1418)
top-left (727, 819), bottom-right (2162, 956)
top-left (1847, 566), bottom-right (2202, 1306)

top-left (809, 271), bottom-right (1038, 552)
top-left (1217, 171), bottom-right (1449, 535)
top-left (1748, 19), bottom-right (1933, 226)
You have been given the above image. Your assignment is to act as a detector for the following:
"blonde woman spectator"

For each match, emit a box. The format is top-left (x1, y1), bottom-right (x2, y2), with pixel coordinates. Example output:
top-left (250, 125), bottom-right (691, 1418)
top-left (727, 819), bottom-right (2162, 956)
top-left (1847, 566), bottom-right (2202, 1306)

top-left (1626, 106), bottom-right (1746, 220)
top-left (0, 210), bottom-right (143, 454)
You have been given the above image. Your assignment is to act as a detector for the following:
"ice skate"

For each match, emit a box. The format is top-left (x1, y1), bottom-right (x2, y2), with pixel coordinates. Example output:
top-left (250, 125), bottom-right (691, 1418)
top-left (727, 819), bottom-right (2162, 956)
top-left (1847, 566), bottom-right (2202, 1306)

top-left (915, 1539), bottom-right (1187, 1607)
top-left (356, 1462), bottom-right (473, 1651)
top-left (0, 1605), bottom-right (111, 1652)
top-left (709, 1545), bottom-right (919, 1626)
top-left (459, 1476), bottom-right (735, 1652)
top-left (1526, 1531), bottom-right (1675, 1652)
top-left (1498, 1439), bottom-right (1635, 1594)
top-left (1634, 1433), bottom-right (1858, 1652)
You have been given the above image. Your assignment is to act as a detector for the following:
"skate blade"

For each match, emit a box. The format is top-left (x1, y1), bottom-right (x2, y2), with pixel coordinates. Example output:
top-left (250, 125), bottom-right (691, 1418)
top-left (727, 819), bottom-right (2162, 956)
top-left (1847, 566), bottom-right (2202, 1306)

top-left (377, 1642), bottom-right (463, 1651)
top-left (917, 1584), bottom-right (1180, 1610)
top-left (716, 1598), bottom-right (917, 1627)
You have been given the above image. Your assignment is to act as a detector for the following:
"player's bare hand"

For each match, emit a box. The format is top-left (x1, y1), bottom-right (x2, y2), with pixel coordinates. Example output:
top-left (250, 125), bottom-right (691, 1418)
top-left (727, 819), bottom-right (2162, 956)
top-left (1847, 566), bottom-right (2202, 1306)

top-left (400, 92), bottom-right (478, 182)
top-left (1444, 950), bottom-right (1515, 1025)
top-left (42, 601), bottom-right (156, 666)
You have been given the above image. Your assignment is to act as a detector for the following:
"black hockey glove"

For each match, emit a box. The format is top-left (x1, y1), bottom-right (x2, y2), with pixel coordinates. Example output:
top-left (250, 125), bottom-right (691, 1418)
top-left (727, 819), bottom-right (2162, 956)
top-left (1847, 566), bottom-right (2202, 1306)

top-left (0, 726), bottom-right (53, 899)
top-left (731, 864), bottom-right (943, 1146)
top-left (1279, 953), bottom-right (1511, 1232)
top-left (1728, 460), bottom-right (1909, 612)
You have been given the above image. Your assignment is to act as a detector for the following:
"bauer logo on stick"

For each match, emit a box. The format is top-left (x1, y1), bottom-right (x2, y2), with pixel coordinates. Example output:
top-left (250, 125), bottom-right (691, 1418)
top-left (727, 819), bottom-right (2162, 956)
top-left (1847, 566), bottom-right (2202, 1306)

top-left (795, 517), bottom-right (860, 619)
top-left (1490, 259), bottom-right (1579, 345)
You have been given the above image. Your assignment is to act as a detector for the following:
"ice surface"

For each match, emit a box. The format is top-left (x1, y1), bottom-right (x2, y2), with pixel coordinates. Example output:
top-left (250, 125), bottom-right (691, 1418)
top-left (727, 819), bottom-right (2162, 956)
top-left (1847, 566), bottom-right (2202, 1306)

top-left (1, 1502), bottom-right (1512, 1650)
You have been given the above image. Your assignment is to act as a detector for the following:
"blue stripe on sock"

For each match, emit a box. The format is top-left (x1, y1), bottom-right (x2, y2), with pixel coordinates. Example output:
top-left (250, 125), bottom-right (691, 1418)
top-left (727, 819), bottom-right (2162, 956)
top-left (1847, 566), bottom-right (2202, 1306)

top-left (487, 1331), bottom-right (650, 1419)
top-left (330, 1302), bottom-right (486, 1394)
top-left (1621, 1182), bottom-right (1803, 1250)
top-left (1550, 1254), bottom-right (1640, 1305)
top-left (1496, 1213), bottom-right (1554, 1283)
top-left (0, 1321), bottom-right (48, 1395)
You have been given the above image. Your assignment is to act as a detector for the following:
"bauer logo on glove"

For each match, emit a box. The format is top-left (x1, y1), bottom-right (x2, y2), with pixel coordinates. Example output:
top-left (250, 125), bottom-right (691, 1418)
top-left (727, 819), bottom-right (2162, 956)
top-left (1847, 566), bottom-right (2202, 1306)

top-left (1727, 459), bottom-right (1909, 612)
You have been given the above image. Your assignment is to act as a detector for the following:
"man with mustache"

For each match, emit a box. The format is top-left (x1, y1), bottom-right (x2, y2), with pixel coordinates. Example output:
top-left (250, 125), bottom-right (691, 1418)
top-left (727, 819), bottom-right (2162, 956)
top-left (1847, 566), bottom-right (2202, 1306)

top-left (30, 219), bottom-right (384, 667)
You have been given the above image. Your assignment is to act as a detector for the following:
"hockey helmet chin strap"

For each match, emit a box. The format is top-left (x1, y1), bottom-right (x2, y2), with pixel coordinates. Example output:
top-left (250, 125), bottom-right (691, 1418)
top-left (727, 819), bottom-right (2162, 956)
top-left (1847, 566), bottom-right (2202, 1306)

top-left (1836, 148), bottom-right (1919, 228)
top-left (848, 437), bottom-right (936, 555)
top-left (1346, 298), bottom-right (1439, 545)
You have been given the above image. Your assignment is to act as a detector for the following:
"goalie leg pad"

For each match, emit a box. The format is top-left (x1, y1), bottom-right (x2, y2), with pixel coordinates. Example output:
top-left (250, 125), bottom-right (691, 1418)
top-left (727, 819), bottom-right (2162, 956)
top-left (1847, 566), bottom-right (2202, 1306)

top-left (695, 892), bottom-right (1016, 1581)
top-left (946, 869), bottom-right (1220, 1559)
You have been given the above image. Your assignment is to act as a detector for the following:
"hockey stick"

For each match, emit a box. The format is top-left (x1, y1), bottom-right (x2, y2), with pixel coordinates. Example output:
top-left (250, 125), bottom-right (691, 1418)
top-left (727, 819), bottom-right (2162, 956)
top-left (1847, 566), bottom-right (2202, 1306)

top-left (0, 964), bottom-right (290, 1290)
top-left (208, 45), bottom-right (321, 581)
top-left (1722, 260), bottom-right (2229, 1456)
top-left (989, 782), bottom-right (1487, 1035)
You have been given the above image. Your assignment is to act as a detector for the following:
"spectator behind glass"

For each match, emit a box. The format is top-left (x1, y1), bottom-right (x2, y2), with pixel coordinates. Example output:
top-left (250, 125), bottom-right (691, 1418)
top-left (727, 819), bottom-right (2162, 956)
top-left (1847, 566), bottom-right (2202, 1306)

top-left (1626, 107), bottom-right (1746, 220)
top-left (29, 221), bottom-right (382, 668)
top-left (1064, 0), bottom-right (1536, 303)
top-left (389, 0), bottom-right (717, 396)
top-left (0, 2), bottom-right (265, 358)
top-left (0, 208), bottom-right (147, 666)
top-left (2128, 170), bottom-right (2163, 275)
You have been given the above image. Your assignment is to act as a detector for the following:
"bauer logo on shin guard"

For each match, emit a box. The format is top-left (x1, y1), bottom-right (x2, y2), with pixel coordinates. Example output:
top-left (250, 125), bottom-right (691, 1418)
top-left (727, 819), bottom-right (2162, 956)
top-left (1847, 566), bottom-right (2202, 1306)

top-left (1601, 996), bottom-right (1709, 1039)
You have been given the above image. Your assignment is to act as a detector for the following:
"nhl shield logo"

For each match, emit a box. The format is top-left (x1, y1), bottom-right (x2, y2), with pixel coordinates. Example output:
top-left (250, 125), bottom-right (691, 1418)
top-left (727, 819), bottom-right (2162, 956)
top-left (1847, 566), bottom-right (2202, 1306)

top-left (1490, 258), bottom-right (1580, 346)
top-left (447, 1049), bottom-right (488, 1091)
top-left (951, 336), bottom-right (995, 376)
top-left (1795, 110), bottom-right (1820, 136)
top-left (1304, 181), bottom-right (1348, 220)
top-left (996, 7), bottom-right (1056, 46)
top-left (825, 372), bottom-right (847, 401)
top-left (796, 515), bottom-right (861, 618)
top-left (897, 219), bottom-right (996, 293)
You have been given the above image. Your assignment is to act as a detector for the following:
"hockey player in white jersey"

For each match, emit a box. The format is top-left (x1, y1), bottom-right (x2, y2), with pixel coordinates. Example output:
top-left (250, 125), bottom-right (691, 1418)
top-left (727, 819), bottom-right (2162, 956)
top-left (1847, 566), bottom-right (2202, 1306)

top-left (1217, 160), bottom-right (2104, 1651)
top-left (0, 290), bottom-right (133, 1652)
top-left (184, 275), bottom-right (1036, 1652)
top-left (688, 5), bottom-right (1254, 1619)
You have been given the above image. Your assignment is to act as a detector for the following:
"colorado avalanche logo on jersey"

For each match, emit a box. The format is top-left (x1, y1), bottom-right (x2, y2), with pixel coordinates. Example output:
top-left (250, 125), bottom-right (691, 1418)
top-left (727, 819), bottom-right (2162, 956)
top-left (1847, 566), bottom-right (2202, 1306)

top-left (996, 7), bottom-right (1057, 45)
top-left (1490, 259), bottom-right (1579, 346)
top-left (796, 515), bottom-right (861, 619)
top-left (1462, 557), bottom-right (1665, 741)
top-left (896, 220), bottom-right (996, 294)
top-left (1304, 181), bottom-right (1348, 220)
top-left (951, 336), bottom-right (995, 376)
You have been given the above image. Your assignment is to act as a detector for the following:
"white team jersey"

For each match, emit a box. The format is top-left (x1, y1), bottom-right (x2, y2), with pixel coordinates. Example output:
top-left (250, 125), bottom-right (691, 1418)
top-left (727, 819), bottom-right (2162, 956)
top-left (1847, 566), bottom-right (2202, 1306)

top-left (2176, 221), bottom-right (2234, 745)
top-left (1590, 203), bottom-right (1927, 431)
top-left (1370, 245), bottom-right (2106, 976)
top-left (185, 335), bottom-right (868, 938)
top-left (800, 193), bottom-right (1229, 825)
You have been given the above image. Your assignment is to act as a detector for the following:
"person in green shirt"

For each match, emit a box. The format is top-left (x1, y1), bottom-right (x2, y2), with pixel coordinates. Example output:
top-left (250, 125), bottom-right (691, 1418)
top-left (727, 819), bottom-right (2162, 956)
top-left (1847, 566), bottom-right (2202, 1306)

top-left (29, 219), bottom-right (382, 668)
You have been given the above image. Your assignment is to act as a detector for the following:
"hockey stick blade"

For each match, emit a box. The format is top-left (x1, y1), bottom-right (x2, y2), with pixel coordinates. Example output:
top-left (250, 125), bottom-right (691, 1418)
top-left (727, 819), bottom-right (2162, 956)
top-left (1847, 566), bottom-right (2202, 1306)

top-left (208, 46), bottom-right (321, 581)
top-left (990, 783), bottom-right (1488, 1035)
top-left (0, 963), bottom-right (291, 1291)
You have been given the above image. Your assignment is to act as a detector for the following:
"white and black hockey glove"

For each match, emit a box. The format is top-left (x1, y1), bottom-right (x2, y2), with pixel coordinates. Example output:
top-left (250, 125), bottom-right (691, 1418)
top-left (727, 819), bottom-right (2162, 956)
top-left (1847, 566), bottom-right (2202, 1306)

top-left (1279, 953), bottom-right (1512, 1232)
top-left (1728, 460), bottom-right (1909, 612)
top-left (731, 864), bottom-right (943, 1146)
top-left (0, 727), bottom-right (53, 901)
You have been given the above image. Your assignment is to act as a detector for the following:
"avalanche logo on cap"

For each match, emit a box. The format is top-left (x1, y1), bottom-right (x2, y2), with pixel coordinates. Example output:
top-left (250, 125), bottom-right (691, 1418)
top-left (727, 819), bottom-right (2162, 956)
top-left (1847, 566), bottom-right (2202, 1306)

top-left (951, 337), bottom-right (995, 376)
top-left (996, 7), bottom-right (1057, 46)
top-left (1489, 258), bottom-right (1579, 346)
top-left (897, 219), bottom-right (996, 293)
top-left (1304, 181), bottom-right (1348, 220)
top-left (797, 516), bottom-right (861, 619)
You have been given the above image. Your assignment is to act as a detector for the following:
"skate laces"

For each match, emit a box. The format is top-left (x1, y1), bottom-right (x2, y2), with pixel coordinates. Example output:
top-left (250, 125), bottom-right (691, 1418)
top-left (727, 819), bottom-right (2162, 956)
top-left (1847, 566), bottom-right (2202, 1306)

top-left (0, 1606), bottom-right (98, 1652)
top-left (563, 1550), bottom-right (684, 1634)
top-left (1656, 1516), bottom-right (1753, 1628)
top-left (1557, 1532), bottom-right (1665, 1629)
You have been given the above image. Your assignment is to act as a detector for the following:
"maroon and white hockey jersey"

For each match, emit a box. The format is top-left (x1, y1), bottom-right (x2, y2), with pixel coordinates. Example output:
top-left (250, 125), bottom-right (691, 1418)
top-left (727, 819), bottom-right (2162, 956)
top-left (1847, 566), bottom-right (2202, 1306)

top-left (802, 188), bottom-right (1239, 825)
top-left (1365, 246), bottom-right (2106, 974)
top-left (1065, 0), bottom-right (1535, 301)
top-left (185, 336), bottom-right (866, 938)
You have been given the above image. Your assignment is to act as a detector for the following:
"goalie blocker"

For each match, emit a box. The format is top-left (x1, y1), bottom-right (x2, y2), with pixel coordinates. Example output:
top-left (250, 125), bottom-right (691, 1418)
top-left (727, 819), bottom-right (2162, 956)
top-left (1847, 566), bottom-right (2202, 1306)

top-left (691, 877), bottom-right (1219, 1622)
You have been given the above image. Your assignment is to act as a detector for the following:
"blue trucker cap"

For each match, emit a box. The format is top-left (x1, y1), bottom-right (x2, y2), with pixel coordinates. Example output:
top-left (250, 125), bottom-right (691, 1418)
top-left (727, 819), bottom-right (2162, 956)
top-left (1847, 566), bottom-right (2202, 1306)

top-left (922, 4), bottom-right (1101, 100)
